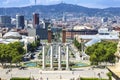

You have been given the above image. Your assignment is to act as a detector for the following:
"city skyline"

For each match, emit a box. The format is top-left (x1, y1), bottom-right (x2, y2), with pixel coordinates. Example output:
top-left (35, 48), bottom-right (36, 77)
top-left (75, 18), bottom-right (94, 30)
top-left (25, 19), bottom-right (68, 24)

top-left (0, 0), bottom-right (120, 8)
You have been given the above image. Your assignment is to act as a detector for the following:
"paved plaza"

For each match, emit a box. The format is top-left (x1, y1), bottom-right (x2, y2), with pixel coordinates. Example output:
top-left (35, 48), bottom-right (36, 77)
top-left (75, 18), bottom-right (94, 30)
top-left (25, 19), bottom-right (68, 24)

top-left (0, 67), bottom-right (109, 80)
top-left (0, 43), bottom-right (115, 80)
top-left (0, 45), bottom-right (110, 80)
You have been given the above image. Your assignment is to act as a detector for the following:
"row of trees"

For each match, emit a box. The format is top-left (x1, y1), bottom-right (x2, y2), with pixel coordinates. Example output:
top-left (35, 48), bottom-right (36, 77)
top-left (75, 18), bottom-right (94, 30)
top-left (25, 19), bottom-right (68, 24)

top-left (73, 38), bottom-right (81, 51)
top-left (0, 42), bottom-right (25, 67)
top-left (27, 37), bottom-right (40, 52)
top-left (85, 40), bottom-right (117, 65)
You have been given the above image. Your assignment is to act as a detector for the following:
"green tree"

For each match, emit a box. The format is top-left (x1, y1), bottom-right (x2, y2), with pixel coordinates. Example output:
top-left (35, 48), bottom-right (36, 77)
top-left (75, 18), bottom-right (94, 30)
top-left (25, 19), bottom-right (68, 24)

top-left (73, 38), bottom-right (81, 51)
top-left (85, 40), bottom-right (117, 65)
top-left (35, 36), bottom-right (40, 47)
top-left (28, 42), bottom-right (37, 52)
top-left (0, 44), bottom-right (8, 66)
top-left (0, 42), bottom-right (25, 67)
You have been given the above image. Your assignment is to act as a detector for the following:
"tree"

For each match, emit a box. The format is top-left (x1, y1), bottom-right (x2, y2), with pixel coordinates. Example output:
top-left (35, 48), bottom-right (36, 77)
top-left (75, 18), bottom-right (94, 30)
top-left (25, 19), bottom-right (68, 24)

top-left (0, 42), bottom-right (25, 67)
top-left (28, 42), bottom-right (37, 52)
top-left (73, 38), bottom-right (81, 51)
top-left (0, 44), bottom-right (8, 66)
top-left (36, 36), bottom-right (40, 47)
top-left (85, 40), bottom-right (117, 65)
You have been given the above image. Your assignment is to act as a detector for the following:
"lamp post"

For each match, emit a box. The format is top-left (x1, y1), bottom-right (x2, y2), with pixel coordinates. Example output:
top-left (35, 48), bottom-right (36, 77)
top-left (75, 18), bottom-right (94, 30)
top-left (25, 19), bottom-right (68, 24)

top-left (11, 73), bottom-right (12, 79)
top-left (30, 72), bottom-right (31, 78)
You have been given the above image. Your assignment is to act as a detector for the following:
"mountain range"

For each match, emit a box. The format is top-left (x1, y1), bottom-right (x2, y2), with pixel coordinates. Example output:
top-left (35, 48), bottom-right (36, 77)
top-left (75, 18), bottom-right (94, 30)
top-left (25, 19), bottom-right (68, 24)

top-left (0, 3), bottom-right (120, 18)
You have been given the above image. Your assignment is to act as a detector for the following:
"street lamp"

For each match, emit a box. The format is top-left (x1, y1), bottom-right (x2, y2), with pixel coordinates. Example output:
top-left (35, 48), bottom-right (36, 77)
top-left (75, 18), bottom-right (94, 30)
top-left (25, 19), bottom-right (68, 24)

top-left (11, 73), bottom-right (12, 79)
top-left (30, 72), bottom-right (31, 78)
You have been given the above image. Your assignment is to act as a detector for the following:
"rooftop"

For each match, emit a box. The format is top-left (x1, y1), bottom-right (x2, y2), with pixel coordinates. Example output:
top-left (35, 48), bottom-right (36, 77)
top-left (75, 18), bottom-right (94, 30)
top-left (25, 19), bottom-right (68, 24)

top-left (77, 34), bottom-right (119, 40)
top-left (73, 25), bottom-right (92, 30)
top-left (3, 31), bottom-right (22, 39)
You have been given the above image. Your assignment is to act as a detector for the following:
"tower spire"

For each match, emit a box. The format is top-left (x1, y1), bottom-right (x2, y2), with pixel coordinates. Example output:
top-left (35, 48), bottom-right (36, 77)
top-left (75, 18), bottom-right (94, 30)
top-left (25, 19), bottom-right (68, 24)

top-left (35, 0), bottom-right (36, 5)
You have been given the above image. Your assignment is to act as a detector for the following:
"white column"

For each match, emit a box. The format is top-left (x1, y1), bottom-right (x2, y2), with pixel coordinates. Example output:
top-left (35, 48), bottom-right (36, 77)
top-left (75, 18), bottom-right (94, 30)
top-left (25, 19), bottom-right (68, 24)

top-left (50, 44), bottom-right (53, 69)
top-left (24, 40), bottom-right (28, 53)
top-left (42, 44), bottom-right (45, 70)
top-left (66, 44), bottom-right (69, 70)
top-left (58, 44), bottom-right (61, 70)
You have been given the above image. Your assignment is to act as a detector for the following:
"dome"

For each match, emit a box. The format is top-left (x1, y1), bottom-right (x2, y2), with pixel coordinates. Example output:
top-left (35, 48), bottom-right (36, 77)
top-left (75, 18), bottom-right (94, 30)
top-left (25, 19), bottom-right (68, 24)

top-left (3, 31), bottom-right (22, 39)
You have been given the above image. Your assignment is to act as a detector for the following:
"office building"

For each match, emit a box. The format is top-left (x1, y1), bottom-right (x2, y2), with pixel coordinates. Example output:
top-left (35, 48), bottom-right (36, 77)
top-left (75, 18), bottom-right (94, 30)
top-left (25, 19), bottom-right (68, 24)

top-left (27, 28), bottom-right (36, 37)
top-left (16, 14), bottom-right (25, 29)
top-left (0, 15), bottom-right (11, 27)
top-left (36, 19), bottom-right (50, 39)
top-left (33, 13), bottom-right (39, 28)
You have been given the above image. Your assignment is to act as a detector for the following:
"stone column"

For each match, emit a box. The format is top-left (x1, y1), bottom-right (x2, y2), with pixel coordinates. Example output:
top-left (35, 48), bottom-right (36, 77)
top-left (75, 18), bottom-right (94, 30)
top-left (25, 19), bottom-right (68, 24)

top-left (62, 27), bottom-right (66, 43)
top-left (50, 44), bottom-right (53, 69)
top-left (58, 44), bottom-right (61, 70)
top-left (48, 28), bottom-right (52, 43)
top-left (42, 44), bottom-right (46, 70)
top-left (66, 44), bottom-right (69, 70)
top-left (24, 39), bottom-right (28, 53)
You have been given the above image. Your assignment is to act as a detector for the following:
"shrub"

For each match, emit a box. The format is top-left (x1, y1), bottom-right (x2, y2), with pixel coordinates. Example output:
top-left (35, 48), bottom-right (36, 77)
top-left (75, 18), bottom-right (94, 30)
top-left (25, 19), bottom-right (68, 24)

top-left (10, 78), bottom-right (30, 80)
top-left (107, 72), bottom-right (112, 80)
top-left (80, 77), bottom-right (107, 80)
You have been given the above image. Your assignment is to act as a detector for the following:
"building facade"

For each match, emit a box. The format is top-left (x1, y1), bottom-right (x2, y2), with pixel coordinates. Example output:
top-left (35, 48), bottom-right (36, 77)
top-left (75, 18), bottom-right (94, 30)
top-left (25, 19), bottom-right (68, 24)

top-left (0, 15), bottom-right (11, 27)
top-left (16, 14), bottom-right (25, 29)
top-left (36, 19), bottom-right (50, 40)
top-left (33, 13), bottom-right (39, 28)
top-left (66, 29), bottom-right (98, 39)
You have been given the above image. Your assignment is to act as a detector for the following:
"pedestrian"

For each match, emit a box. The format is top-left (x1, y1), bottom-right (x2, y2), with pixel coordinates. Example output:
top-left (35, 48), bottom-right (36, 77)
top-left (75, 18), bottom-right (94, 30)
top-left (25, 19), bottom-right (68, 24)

top-left (6, 71), bottom-right (8, 74)
top-left (98, 73), bottom-right (100, 77)
top-left (60, 75), bottom-right (62, 79)
top-left (40, 71), bottom-right (42, 74)
top-left (72, 71), bottom-right (74, 75)
top-left (40, 77), bottom-right (43, 80)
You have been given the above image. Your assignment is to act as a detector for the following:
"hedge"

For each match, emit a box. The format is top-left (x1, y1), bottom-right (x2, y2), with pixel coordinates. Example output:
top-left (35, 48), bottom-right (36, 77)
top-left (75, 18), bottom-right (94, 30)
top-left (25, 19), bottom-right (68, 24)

top-left (80, 78), bottom-right (107, 80)
top-left (10, 78), bottom-right (30, 80)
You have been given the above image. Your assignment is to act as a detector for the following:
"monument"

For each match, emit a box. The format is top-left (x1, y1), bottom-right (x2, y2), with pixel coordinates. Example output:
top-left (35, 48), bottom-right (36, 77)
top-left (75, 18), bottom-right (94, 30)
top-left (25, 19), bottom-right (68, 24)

top-left (41, 27), bottom-right (70, 70)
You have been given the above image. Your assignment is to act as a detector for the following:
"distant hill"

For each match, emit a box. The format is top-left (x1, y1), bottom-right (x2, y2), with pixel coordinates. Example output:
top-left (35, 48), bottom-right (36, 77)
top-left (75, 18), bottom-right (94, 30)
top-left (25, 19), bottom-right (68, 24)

top-left (0, 3), bottom-right (120, 18)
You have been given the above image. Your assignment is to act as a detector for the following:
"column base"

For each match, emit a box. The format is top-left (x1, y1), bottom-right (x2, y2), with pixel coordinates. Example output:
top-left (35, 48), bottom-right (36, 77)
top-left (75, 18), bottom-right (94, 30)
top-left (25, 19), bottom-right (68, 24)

top-left (66, 68), bottom-right (70, 71)
top-left (50, 68), bottom-right (54, 71)
top-left (58, 68), bottom-right (62, 71)
top-left (42, 68), bottom-right (46, 71)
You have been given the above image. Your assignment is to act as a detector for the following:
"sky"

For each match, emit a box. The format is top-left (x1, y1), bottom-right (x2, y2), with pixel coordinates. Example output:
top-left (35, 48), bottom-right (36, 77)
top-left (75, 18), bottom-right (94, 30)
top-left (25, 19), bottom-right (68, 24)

top-left (0, 0), bottom-right (120, 8)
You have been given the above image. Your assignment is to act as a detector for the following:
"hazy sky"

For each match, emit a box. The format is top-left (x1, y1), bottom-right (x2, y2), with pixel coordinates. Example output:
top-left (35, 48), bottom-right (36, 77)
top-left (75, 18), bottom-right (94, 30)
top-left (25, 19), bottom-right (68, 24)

top-left (0, 0), bottom-right (120, 8)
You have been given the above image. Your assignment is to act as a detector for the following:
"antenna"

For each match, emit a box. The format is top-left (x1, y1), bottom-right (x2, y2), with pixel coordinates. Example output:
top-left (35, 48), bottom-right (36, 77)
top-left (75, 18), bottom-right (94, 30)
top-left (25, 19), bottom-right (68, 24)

top-left (35, 0), bottom-right (36, 5)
